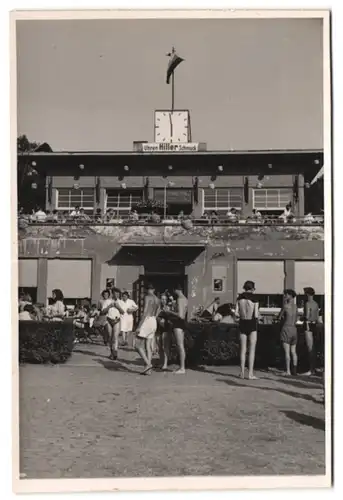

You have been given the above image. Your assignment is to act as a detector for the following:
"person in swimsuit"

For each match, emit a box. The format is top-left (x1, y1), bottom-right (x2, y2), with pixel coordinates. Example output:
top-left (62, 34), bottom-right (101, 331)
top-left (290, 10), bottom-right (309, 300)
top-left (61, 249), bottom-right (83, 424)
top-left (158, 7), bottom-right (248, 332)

top-left (235, 280), bottom-right (259, 380)
top-left (278, 289), bottom-right (298, 376)
top-left (157, 294), bottom-right (172, 370)
top-left (303, 287), bottom-right (320, 375)
top-left (168, 285), bottom-right (188, 374)
top-left (107, 288), bottom-right (125, 360)
top-left (135, 284), bottom-right (160, 375)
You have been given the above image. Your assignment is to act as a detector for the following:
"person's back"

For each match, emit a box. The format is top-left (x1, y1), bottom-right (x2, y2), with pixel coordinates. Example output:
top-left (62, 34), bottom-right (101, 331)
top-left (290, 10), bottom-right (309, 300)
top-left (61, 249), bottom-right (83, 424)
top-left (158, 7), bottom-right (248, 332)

top-left (236, 292), bottom-right (257, 320)
top-left (176, 294), bottom-right (188, 320)
top-left (144, 294), bottom-right (160, 318)
top-left (282, 301), bottom-right (298, 327)
top-left (305, 298), bottom-right (319, 323)
top-left (236, 281), bottom-right (259, 380)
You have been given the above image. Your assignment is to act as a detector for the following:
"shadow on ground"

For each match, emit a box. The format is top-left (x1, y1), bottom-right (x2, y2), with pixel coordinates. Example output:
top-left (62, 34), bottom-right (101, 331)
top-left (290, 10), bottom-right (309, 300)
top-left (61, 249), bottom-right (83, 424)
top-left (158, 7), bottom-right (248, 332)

top-left (95, 359), bottom-right (139, 373)
top-left (281, 410), bottom-right (325, 431)
top-left (216, 376), bottom-right (323, 405)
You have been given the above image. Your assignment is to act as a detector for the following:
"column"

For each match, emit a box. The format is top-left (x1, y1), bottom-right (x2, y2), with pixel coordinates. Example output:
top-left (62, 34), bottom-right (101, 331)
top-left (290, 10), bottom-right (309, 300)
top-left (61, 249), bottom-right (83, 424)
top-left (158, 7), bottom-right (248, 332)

top-left (193, 182), bottom-right (202, 217)
top-left (37, 258), bottom-right (48, 305)
top-left (284, 260), bottom-right (295, 290)
top-left (91, 256), bottom-right (102, 303)
top-left (100, 188), bottom-right (106, 213)
top-left (297, 174), bottom-right (305, 217)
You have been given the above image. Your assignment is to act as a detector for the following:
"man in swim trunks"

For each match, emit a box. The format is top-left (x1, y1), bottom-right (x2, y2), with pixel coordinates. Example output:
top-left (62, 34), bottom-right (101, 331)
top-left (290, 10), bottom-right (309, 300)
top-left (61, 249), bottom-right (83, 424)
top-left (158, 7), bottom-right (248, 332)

top-left (235, 280), bottom-right (259, 380)
top-left (277, 289), bottom-right (298, 376)
top-left (171, 285), bottom-right (188, 374)
top-left (135, 284), bottom-right (160, 375)
top-left (303, 286), bottom-right (320, 375)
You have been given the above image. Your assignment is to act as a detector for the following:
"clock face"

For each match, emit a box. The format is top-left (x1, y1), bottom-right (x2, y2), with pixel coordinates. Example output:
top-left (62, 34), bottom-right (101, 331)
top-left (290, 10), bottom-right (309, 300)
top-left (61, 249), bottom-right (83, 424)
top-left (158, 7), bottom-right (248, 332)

top-left (154, 110), bottom-right (190, 143)
top-left (171, 111), bottom-right (189, 143)
top-left (154, 111), bottom-right (172, 143)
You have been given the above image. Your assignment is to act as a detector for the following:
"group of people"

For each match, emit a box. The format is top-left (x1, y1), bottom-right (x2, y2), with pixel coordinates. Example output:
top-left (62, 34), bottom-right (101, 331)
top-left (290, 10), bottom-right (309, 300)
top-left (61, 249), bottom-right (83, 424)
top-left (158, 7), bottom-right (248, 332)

top-left (18, 289), bottom-right (65, 322)
top-left (19, 280), bottom-right (321, 379)
top-left (234, 281), bottom-right (320, 379)
top-left (93, 284), bottom-right (188, 375)
top-left (18, 204), bottom-right (323, 226)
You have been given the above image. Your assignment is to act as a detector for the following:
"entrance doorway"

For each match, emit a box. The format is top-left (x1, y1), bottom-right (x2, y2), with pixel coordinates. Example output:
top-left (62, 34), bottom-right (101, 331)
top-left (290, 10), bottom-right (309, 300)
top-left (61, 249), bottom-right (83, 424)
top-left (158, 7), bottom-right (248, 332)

top-left (133, 272), bottom-right (188, 320)
top-left (145, 274), bottom-right (188, 297)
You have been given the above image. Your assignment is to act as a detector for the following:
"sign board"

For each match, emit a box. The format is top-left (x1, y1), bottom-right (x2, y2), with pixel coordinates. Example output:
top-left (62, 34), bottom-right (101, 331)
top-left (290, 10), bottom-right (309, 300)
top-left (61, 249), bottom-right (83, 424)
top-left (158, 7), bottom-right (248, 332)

top-left (142, 142), bottom-right (199, 153)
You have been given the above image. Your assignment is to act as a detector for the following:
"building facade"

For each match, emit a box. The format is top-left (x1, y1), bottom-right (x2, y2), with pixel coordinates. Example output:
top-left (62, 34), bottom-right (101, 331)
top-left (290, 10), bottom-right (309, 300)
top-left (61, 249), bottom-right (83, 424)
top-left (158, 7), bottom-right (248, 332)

top-left (17, 148), bottom-right (324, 317)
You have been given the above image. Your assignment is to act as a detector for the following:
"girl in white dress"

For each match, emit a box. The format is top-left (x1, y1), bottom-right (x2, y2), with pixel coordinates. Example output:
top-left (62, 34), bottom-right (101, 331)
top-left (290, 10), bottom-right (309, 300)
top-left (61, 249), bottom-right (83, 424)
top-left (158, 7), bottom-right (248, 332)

top-left (117, 291), bottom-right (138, 346)
top-left (107, 288), bottom-right (125, 360)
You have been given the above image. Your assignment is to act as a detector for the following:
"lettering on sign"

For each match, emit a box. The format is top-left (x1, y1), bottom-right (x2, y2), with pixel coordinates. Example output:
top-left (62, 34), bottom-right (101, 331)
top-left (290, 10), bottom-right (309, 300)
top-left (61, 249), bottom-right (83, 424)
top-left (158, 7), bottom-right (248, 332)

top-left (142, 143), bottom-right (199, 153)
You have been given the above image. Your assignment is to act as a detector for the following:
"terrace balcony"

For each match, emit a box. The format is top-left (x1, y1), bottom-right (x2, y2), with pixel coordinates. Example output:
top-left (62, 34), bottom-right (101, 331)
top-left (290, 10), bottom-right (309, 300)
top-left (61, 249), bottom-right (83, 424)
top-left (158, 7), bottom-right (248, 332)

top-left (18, 212), bottom-right (324, 246)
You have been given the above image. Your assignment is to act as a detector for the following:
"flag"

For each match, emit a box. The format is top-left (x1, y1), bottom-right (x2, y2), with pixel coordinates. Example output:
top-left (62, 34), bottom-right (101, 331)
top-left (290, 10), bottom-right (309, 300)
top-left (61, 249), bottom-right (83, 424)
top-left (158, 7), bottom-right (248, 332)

top-left (166, 49), bottom-right (184, 84)
top-left (310, 166), bottom-right (324, 185)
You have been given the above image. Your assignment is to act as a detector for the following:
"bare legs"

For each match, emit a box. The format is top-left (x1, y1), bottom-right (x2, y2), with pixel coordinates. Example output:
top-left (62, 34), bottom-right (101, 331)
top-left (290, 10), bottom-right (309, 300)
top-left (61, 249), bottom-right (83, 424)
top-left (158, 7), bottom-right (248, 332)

top-left (108, 321), bottom-right (120, 359)
top-left (159, 331), bottom-right (171, 370)
top-left (291, 344), bottom-right (298, 374)
top-left (121, 331), bottom-right (128, 345)
top-left (305, 330), bottom-right (316, 374)
top-left (282, 343), bottom-right (291, 375)
top-left (240, 331), bottom-right (258, 379)
top-left (174, 328), bottom-right (186, 374)
top-left (282, 343), bottom-right (298, 375)
top-left (135, 336), bottom-right (153, 374)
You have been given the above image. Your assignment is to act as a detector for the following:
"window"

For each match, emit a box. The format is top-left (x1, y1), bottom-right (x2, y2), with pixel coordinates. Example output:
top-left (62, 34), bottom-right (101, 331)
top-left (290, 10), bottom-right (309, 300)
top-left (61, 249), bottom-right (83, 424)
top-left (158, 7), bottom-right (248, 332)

top-left (253, 294), bottom-right (284, 308)
top-left (237, 260), bottom-right (285, 308)
top-left (294, 261), bottom-right (325, 315)
top-left (154, 188), bottom-right (193, 215)
top-left (57, 188), bottom-right (95, 211)
top-left (106, 189), bottom-right (143, 214)
top-left (47, 259), bottom-right (92, 300)
top-left (203, 188), bottom-right (243, 213)
top-left (253, 188), bottom-right (293, 211)
top-left (18, 287), bottom-right (37, 303)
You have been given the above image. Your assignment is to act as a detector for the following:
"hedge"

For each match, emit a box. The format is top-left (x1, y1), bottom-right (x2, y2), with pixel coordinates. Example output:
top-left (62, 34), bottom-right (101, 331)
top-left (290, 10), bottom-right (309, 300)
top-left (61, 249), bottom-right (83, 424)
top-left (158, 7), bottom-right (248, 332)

top-left (19, 319), bottom-right (75, 364)
top-left (169, 322), bottom-right (325, 371)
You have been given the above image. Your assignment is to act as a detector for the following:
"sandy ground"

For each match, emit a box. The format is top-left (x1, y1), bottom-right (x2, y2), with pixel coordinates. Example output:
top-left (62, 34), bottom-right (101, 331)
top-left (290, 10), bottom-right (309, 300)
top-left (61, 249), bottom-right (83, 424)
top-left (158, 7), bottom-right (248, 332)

top-left (19, 343), bottom-right (325, 478)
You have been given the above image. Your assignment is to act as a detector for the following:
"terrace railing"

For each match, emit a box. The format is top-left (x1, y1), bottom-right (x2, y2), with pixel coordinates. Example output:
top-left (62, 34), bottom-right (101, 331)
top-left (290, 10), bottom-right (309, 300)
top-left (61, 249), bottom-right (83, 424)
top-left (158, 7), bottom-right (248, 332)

top-left (18, 213), bottom-right (324, 227)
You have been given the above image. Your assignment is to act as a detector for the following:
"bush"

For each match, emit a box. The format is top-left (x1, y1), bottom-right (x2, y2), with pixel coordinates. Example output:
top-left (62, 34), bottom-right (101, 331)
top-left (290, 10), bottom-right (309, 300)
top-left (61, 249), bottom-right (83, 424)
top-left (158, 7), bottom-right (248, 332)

top-left (167, 322), bottom-right (324, 369)
top-left (19, 320), bottom-right (75, 364)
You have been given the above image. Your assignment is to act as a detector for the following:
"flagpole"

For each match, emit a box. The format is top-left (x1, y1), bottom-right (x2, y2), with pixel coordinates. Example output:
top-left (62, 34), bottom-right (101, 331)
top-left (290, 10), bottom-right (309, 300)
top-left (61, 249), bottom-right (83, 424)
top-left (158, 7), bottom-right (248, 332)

top-left (171, 71), bottom-right (175, 111)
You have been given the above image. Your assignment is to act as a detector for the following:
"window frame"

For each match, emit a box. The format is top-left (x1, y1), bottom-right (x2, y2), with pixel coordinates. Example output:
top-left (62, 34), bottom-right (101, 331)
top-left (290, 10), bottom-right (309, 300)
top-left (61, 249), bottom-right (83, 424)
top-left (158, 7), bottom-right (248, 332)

top-left (252, 188), bottom-right (293, 211)
top-left (202, 187), bottom-right (243, 214)
top-left (56, 188), bottom-right (95, 211)
top-left (105, 189), bottom-right (143, 213)
top-left (153, 187), bottom-right (193, 215)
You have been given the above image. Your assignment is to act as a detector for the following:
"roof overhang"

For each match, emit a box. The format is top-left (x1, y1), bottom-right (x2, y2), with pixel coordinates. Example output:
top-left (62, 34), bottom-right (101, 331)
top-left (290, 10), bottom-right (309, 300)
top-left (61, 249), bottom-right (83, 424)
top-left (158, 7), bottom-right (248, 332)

top-left (108, 243), bottom-right (205, 266)
top-left (18, 149), bottom-right (324, 176)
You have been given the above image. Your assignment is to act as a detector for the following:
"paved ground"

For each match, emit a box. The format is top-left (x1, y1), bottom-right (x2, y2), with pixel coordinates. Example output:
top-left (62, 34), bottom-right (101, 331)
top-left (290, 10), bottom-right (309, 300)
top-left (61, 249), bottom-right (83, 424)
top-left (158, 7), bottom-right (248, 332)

top-left (19, 342), bottom-right (325, 479)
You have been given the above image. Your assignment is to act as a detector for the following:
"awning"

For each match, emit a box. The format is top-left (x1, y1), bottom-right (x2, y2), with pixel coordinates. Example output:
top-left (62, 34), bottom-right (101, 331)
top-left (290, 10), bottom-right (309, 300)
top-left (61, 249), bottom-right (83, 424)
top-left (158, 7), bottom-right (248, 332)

top-left (108, 244), bottom-right (205, 266)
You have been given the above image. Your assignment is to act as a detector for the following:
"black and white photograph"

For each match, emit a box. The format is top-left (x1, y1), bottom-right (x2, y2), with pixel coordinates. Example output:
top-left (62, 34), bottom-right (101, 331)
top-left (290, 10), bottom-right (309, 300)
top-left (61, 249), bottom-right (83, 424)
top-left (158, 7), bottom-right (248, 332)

top-left (12, 9), bottom-right (331, 493)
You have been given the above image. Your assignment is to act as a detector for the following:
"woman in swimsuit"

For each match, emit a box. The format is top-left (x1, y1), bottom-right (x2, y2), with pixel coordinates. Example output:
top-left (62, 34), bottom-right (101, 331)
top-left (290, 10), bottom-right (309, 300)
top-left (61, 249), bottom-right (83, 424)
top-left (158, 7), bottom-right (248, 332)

top-left (235, 280), bottom-right (259, 380)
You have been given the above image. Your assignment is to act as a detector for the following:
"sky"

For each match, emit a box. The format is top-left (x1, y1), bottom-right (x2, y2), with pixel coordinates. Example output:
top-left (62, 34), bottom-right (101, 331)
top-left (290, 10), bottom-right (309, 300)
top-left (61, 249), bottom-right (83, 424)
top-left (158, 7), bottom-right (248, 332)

top-left (16, 17), bottom-right (323, 152)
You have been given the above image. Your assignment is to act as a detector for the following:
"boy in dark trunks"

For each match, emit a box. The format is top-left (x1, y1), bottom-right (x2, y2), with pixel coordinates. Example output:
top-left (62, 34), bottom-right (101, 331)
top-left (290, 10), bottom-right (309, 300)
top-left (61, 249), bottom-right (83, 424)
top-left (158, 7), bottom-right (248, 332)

top-left (165, 285), bottom-right (188, 374)
top-left (235, 280), bottom-right (259, 380)
top-left (303, 287), bottom-right (319, 375)
top-left (278, 289), bottom-right (298, 375)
